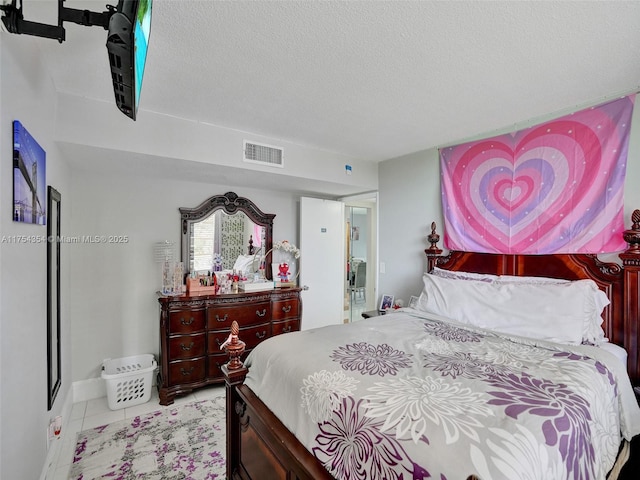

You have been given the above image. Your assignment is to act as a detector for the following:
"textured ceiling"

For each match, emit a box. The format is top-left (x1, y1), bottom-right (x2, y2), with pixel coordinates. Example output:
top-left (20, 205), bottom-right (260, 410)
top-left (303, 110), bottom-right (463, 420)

top-left (13, 0), bottom-right (640, 162)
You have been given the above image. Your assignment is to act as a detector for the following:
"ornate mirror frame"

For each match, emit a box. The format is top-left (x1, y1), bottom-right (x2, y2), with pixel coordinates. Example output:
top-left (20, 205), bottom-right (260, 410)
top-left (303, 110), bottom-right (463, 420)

top-left (180, 191), bottom-right (275, 279)
top-left (47, 186), bottom-right (61, 410)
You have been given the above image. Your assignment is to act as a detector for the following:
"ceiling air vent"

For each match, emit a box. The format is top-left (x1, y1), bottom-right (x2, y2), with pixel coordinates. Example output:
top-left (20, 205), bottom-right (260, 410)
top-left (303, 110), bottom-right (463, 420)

top-left (243, 141), bottom-right (284, 168)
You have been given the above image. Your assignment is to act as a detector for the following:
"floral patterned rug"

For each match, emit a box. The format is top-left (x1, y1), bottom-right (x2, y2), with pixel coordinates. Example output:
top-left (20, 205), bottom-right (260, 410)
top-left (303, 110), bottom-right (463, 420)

top-left (69, 397), bottom-right (226, 479)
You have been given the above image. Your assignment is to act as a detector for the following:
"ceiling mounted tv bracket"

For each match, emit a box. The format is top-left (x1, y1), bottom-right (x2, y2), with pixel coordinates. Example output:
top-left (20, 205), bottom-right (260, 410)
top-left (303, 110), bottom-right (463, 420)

top-left (1, 0), bottom-right (115, 43)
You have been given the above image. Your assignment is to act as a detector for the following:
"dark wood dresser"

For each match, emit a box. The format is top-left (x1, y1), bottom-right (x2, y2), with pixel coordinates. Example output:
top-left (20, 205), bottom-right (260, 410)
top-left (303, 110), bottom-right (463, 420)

top-left (157, 287), bottom-right (302, 405)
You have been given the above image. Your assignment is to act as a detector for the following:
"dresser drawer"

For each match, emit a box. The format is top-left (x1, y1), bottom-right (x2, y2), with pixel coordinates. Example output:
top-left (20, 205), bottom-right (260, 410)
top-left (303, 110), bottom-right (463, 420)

top-left (208, 322), bottom-right (270, 351)
top-left (168, 334), bottom-right (206, 359)
top-left (272, 319), bottom-right (300, 336)
top-left (168, 357), bottom-right (206, 385)
top-left (168, 309), bottom-right (205, 334)
top-left (272, 298), bottom-right (300, 321)
top-left (207, 302), bottom-right (271, 329)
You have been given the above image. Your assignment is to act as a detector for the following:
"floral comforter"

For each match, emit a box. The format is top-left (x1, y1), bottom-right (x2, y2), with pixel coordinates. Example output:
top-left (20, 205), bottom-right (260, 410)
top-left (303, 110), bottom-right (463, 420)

top-left (244, 310), bottom-right (640, 480)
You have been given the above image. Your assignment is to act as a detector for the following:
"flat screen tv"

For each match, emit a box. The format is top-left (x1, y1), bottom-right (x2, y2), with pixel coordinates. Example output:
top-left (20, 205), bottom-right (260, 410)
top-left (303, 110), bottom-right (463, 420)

top-left (106, 0), bottom-right (152, 120)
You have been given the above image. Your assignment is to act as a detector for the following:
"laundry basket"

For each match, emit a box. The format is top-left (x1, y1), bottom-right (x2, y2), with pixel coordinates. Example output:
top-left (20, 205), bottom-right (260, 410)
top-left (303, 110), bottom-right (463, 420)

top-left (101, 354), bottom-right (157, 410)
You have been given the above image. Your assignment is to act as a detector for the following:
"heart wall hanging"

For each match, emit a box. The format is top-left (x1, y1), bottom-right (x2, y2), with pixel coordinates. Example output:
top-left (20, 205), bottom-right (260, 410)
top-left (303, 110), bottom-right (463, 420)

top-left (440, 94), bottom-right (635, 254)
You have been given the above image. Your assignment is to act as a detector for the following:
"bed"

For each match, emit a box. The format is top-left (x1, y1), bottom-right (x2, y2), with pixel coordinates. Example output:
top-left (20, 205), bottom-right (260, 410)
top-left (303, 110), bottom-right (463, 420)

top-left (222, 210), bottom-right (640, 480)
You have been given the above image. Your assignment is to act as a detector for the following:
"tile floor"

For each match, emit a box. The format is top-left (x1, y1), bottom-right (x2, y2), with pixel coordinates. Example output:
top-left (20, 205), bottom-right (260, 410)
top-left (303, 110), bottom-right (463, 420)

top-left (45, 384), bottom-right (226, 480)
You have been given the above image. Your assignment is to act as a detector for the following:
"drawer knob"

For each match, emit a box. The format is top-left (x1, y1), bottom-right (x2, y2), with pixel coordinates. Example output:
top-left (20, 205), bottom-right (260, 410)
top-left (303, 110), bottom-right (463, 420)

top-left (256, 308), bottom-right (267, 317)
top-left (181, 316), bottom-right (194, 325)
top-left (181, 342), bottom-right (194, 351)
top-left (215, 314), bottom-right (229, 322)
top-left (283, 326), bottom-right (292, 333)
top-left (282, 305), bottom-right (292, 313)
top-left (256, 331), bottom-right (267, 339)
top-left (180, 367), bottom-right (195, 376)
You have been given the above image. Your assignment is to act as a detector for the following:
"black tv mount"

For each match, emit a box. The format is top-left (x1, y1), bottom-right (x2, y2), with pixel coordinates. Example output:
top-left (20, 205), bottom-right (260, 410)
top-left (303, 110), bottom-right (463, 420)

top-left (1, 0), bottom-right (115, 43)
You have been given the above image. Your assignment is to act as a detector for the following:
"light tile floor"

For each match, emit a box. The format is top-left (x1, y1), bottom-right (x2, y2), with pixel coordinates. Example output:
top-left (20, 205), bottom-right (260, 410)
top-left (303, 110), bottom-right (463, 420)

top-left (46, 384), bottom-right (226, 480)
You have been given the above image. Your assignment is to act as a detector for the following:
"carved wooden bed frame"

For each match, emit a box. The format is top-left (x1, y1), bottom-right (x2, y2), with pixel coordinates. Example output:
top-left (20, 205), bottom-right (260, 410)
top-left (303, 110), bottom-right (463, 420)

top-left (222, 210), bottom-right (640, 480)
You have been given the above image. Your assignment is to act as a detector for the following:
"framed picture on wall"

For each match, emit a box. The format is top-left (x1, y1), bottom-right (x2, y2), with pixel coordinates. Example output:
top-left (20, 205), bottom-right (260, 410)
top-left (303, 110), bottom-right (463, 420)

top-left (13, 120), bottom-right (46, 225)
top-left (379, 294), bottom-right (394, 311)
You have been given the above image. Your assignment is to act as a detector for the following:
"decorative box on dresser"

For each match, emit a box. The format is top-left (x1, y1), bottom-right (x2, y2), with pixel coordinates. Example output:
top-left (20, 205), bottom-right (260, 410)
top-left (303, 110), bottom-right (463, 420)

top-left (157, 287), bottom-right (302, 405)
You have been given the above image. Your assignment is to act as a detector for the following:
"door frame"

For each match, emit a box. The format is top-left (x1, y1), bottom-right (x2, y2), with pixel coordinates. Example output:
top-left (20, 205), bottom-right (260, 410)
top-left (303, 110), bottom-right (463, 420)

top-left (340, 192), bottom-right (378, 321)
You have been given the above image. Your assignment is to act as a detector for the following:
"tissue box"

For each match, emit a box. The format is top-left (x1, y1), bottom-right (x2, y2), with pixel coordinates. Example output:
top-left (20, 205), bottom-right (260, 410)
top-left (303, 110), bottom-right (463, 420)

top-left (238, 281), bottom-right (274, 292)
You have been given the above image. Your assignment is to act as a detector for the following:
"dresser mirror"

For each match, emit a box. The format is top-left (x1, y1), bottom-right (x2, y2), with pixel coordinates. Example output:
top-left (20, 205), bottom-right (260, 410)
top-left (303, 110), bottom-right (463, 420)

top-left (180, 192), bottom-right (275, 278)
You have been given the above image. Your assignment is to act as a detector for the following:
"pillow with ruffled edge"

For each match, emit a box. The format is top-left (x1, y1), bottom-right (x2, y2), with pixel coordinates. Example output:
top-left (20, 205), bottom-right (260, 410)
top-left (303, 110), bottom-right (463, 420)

top-left (428, 268), bottom-right (607, 344)
top-left (416, 273), bottom-right (608, 345)
top-left (430, 267), bottom-right (497, 283)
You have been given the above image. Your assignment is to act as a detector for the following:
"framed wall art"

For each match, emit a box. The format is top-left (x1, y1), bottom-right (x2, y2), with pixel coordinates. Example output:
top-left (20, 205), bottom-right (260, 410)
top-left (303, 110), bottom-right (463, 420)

top-left (13, 120), bottom-right (46, 225)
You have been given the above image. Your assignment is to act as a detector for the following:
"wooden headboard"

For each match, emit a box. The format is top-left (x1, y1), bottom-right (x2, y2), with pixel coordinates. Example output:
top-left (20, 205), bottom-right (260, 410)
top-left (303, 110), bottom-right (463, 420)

top-left (424, 211), bottom-right (640, 387)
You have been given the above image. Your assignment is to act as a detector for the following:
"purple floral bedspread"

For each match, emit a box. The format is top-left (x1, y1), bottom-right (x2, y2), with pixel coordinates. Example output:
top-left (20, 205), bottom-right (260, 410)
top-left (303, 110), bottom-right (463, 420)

top-left (244, 311), bottom-right (640, 480)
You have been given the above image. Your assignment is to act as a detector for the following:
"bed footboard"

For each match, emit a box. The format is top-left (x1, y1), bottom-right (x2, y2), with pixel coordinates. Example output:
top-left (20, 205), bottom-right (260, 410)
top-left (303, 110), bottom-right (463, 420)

top-left (222, 321), bottom-right (333, 480)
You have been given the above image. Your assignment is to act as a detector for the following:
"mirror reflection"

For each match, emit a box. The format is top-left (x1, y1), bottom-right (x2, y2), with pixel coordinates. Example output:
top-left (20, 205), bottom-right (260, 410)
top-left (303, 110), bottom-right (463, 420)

top-left (189, 210), bottom-right (264, 272)
top-left (180, 192), bottom-right (275, 278)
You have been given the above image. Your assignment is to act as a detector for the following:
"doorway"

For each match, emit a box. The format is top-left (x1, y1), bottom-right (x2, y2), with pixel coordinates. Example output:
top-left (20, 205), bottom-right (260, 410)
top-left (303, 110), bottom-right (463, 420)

top-left (343, 194), bottom-right (377, 323)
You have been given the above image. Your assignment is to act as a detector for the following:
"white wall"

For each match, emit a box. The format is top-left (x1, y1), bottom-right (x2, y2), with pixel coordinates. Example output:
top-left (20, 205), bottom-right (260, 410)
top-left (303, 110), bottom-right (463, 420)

top-left (55, 93), bottom-right (379, 196)
top-left (68, 169), bottom-right (300, 382)
top-left (378, 149), bottom-right (441, 305)
top-left (0, 32), bottom-right (347, 480)
top-left (378, 101), bottom-right (640, 306)
top-left (0, 34), bottom-right (71, 480)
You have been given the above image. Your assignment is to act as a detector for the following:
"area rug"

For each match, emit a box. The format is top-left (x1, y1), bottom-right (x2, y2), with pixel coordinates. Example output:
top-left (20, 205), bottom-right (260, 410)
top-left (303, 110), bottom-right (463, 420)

top-left (69, 397), bottom-right (226, 480)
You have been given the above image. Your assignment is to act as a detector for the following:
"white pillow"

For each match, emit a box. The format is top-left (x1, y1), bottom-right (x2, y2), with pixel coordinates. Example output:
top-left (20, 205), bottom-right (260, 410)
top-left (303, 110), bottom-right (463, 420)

top-left (432, 267), bottom-right (569, 286)
top-left (599, 341), bottom-right (628, 368)
top-left (430, 267), bottom-right (497, 282)
top-left (427, 269), bottom-right (608, 344)
top-left (495, 274), bottom-right (608, 344)
top-left (416, 273), bottom-right (608, 345)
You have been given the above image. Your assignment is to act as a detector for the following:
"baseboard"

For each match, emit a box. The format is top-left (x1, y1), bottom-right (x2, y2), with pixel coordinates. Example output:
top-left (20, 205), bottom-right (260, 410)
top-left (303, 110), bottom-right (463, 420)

top-left (73, 377), bottom-right (107, 403)
top-left (72, 375), bottom-right (157, 403)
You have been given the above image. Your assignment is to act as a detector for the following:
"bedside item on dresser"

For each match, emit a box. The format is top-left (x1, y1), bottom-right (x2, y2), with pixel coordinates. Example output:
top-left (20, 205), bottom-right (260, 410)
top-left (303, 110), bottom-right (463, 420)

top-left (155, 241), bottom-right (185, 296)
top-left (238, 281), bottom-right (274, 292)
top-left (157, 287), bottom-right (302, 405)
top-left (361, 309), bottom-right (385, 319)
top-left (186, 273), bottom-right (217, 295)
top-left (267, 240), bottom-right (301, 287)
top-left (379, 293), bottom-right (394, 311)
top-left (408, 295), bottom-right (419, 308)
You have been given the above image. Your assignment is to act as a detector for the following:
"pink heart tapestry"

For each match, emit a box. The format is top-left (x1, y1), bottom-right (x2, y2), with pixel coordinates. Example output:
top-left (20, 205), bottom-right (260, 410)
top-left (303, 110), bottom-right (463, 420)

top-left (440, 94), bottom-right (635, 254)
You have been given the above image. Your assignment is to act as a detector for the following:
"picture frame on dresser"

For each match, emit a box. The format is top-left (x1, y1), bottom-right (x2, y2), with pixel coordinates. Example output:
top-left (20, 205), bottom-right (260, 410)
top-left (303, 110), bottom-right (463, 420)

top-left (379, 294), bottom-right (393, 311)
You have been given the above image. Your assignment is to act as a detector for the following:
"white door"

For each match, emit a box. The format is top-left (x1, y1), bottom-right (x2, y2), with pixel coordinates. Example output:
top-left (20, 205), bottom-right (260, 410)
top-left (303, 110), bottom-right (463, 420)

top-left (300, 197), bottom-right (345, 330)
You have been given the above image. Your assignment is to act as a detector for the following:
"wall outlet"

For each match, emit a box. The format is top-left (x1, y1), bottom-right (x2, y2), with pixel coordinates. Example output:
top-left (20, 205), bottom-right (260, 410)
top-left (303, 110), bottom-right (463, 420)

top-left (47, 415), bottom-right (62, 448)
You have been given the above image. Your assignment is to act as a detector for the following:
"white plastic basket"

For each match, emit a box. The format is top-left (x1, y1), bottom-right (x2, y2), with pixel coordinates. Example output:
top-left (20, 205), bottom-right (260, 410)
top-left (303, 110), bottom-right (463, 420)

top-left (101, 354), bottom-right (157, 410)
